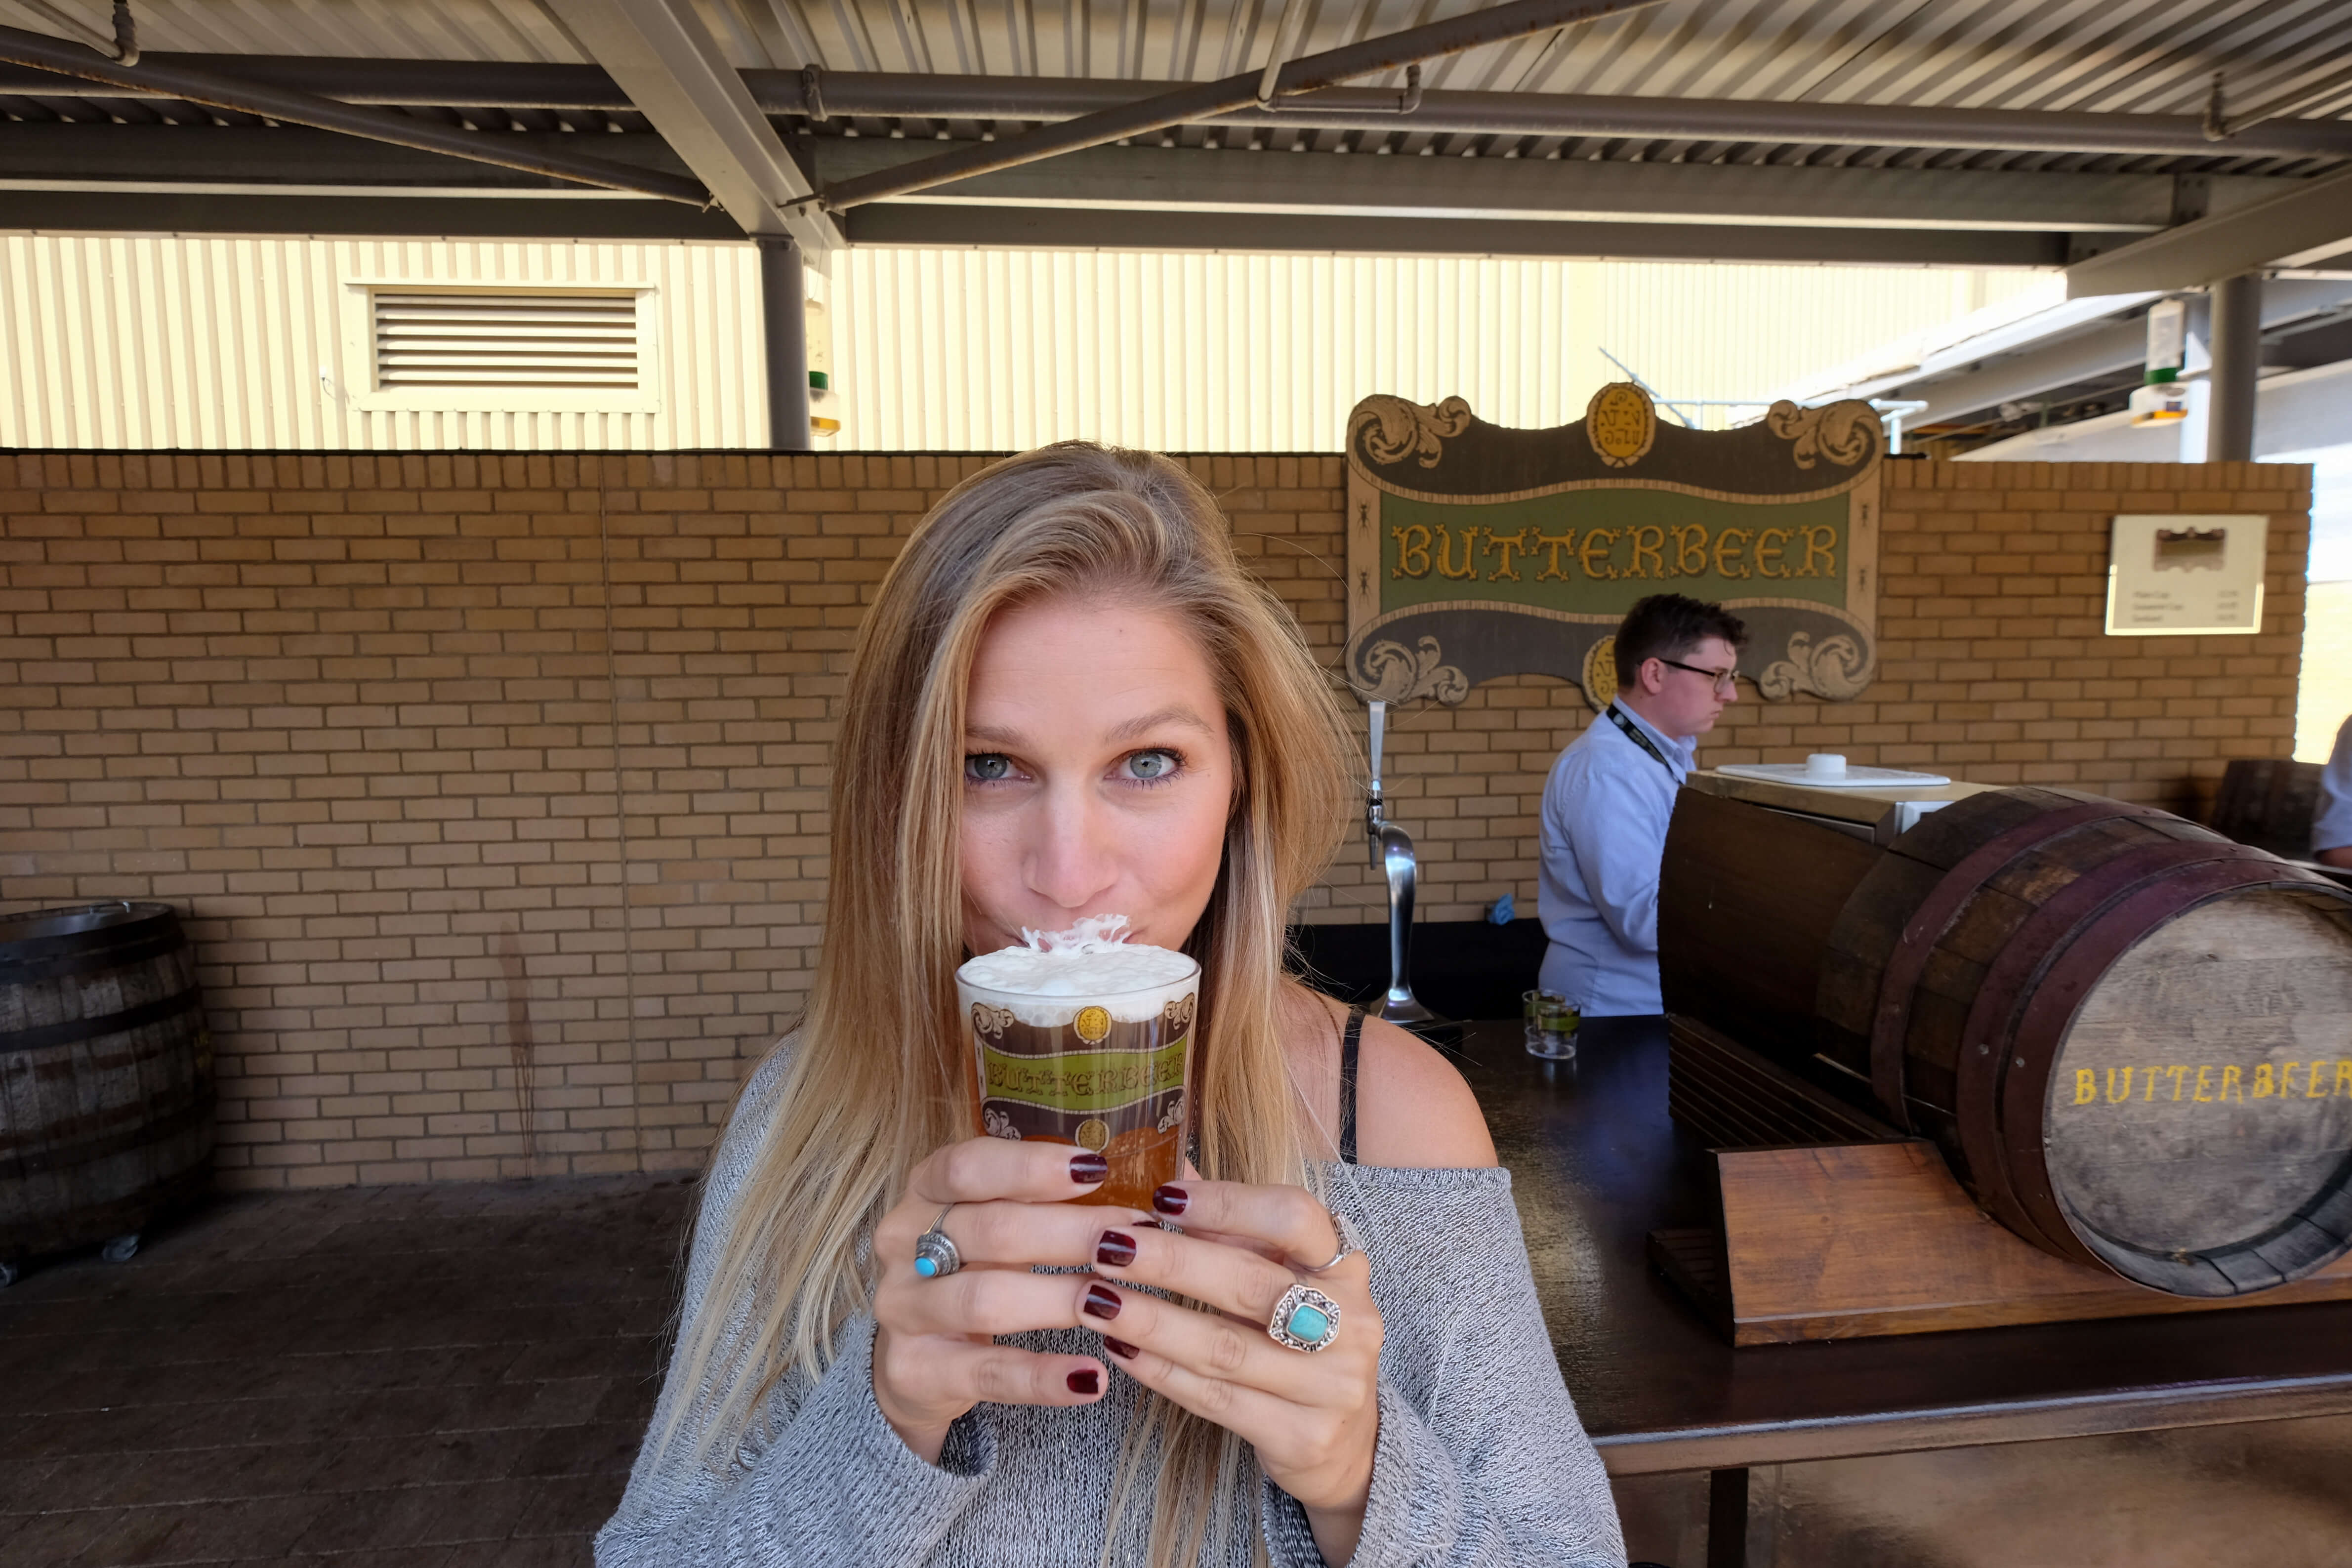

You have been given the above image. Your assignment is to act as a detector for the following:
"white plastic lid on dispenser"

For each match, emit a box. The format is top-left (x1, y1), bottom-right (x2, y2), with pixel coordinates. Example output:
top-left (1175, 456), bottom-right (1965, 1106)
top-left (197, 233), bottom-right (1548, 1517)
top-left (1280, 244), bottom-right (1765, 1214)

top-left (1715, 753), bottom-right (1952, 789)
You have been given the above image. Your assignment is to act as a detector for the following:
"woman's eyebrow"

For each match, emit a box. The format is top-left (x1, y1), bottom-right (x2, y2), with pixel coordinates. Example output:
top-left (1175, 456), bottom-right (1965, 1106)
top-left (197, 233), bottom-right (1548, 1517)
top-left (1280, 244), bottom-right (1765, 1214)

top-left (963, 706), bottom-right (1216, 750)
top-left (1103, 705), bottom-right (1216, 745)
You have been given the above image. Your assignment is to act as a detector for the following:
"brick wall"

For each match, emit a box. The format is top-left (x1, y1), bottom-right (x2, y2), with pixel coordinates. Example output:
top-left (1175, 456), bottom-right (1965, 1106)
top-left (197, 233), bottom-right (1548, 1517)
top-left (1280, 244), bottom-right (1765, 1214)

top-left (0, 452), bottom-right (2309, 1185)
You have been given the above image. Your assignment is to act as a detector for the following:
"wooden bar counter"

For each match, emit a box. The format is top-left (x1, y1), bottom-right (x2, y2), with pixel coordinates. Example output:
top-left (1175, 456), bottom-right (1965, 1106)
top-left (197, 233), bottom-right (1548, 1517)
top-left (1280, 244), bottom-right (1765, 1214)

top-left (1461, 1017), bottom-right (2352, 1482)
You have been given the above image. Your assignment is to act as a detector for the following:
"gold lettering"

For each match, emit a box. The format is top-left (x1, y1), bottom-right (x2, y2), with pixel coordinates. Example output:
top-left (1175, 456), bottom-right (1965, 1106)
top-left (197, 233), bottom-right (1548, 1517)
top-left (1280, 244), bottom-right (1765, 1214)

top-left (2251, 1064), bottom-right (2274, 1099)
top-left (1800, 525), bottom-right (1838, 579)
top-left (1580, 528), bottom-right (1618, 580)
top-left (1487, 527), bottom-right (1533, 581)
top-left (2168, 1065), bottom-right (2189, 1101)
top-left (2314, 1058), bottom-right (2343, 1099)
top-left (1627, 525), bottom-right (1664, 579)
top-left (1714, 527), bottom-right (1752, 579)
top-left (2221, 1065), bottom-right (2245, 1103)
top-left (1534, 530), bottom-right (1577, 580)
top-left (2074, 1069), bottom-right (2097, 1106)
top-left (2337, 1059), bottom-right (2352, 1097)
top-left (1434, 523), bottom-right (1479, 580)
top-left (2282, 1061), bottom-right (2302, 1099)
top-left (1672, 525), bottom-right (1710, 577)
top-left (1391, 525), bottom-right (1432, 578)
top-left (1756, 527), bottom-right (1790, 578)
top-left (2193, 1065), bottom-right (2214, 1102)
top-left (2144, 1068), bottom-right (2162, 1101)
top-left (2105, 1067), bottom-right (2134, 1104)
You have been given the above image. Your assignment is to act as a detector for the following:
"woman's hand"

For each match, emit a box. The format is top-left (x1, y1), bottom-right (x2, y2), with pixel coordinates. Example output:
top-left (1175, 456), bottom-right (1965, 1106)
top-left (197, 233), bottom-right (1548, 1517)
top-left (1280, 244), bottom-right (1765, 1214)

top-left (1081, 1181), bottom-right (1382, 1567)
top-left (869, 1137), bottom-right (1150, 1465)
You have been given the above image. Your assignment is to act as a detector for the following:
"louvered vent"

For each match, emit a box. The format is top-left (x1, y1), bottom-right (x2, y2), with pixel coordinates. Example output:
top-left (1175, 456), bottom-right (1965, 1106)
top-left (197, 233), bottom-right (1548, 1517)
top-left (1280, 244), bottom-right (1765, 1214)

top-left (372, 290), bottom-right (639, 389)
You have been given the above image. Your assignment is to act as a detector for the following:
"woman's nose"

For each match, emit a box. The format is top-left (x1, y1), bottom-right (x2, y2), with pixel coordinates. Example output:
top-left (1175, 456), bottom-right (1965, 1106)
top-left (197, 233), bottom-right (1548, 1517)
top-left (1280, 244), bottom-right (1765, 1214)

top-left (1024, 789), bottom-right (1120, 912)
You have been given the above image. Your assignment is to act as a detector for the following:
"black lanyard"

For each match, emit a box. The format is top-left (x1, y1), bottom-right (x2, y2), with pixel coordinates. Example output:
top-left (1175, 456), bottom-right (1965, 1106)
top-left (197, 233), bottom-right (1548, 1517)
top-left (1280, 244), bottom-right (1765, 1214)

top-left (1604, 703), bottom-right (1676, 777)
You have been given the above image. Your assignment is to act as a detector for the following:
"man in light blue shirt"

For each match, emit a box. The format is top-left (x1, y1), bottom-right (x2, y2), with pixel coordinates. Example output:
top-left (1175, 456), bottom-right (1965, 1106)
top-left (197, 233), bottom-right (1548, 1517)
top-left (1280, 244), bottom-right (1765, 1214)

top-left (1538, 594), bottom-right (1746, 1019)
top-left (2317, 715), bottom-right (2352, 870)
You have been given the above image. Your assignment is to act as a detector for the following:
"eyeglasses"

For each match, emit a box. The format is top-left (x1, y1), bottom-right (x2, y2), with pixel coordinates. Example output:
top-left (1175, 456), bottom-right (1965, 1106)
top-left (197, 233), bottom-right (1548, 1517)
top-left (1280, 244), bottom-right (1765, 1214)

top-left (1657, 657), bottom-right (1740, 696)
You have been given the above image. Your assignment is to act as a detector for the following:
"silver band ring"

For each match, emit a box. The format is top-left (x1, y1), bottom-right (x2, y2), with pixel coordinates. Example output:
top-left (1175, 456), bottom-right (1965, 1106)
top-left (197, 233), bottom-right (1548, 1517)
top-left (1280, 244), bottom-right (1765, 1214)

top-left (914, 1203), bottom-right (961, 1279)
top-left (1267, 1282), bottom-right (1343, 1353)
top-left (1302, 1210), bottom-right (1365, 1274)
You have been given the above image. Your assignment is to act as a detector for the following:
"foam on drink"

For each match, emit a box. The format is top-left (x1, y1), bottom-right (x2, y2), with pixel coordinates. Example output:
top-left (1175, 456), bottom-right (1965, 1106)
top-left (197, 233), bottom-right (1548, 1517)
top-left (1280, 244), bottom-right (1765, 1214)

top-left (959, 920), bottom-right (1195, 1016)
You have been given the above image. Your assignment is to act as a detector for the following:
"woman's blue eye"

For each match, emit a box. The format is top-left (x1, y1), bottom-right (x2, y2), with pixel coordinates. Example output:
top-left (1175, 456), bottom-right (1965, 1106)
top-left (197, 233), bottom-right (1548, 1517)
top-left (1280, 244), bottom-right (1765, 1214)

top-left (966, 753), bottom-right (1012, 783)
top-left (1123, 749), bottom-right (1179, 782)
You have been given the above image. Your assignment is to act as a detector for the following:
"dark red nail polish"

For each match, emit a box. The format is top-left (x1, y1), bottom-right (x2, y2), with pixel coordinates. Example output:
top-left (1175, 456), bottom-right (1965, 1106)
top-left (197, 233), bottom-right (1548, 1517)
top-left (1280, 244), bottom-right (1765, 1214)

top-left (1151, 1184), bottom-right (1189, 1216)
top-left (1067, 1368), bottom-right (1101, 1395)
top-left (1070, 1153), bottom-right (1109, 1184)
top-left (1102, 1337), bottom-right (1138, 1361)
top-left (1082, 1283), bottom-right (1121, 1321)
top-left (1096, 1230), bottom-right (1137, 1267)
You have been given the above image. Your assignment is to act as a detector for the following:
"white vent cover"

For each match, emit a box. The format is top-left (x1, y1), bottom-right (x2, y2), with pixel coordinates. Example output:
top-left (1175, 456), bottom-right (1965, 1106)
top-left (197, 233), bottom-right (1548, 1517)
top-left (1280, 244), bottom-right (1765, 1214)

top-left (372, 290), bottom-right (639, 390)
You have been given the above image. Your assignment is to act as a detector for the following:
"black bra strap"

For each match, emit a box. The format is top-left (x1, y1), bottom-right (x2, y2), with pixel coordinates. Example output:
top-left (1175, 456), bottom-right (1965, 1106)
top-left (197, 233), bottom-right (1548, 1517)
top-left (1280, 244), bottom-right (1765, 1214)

top-left (1339, 1006), bottom-right (1365, 1165)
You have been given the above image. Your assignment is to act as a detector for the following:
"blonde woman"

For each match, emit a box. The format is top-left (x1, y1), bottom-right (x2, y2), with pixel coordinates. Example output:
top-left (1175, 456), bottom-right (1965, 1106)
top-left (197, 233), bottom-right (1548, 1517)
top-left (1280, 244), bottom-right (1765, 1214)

top-left (597, 444), bottom-right (1625, 1568)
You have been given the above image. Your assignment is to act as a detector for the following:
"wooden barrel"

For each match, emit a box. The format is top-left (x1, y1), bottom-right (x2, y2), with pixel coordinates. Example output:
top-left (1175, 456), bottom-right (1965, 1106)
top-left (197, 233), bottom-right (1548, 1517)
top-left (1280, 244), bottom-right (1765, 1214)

top-left (0, 902), bottom-right (214, 1261)
top-left (1662, 786), bottom-right (2352, 1298)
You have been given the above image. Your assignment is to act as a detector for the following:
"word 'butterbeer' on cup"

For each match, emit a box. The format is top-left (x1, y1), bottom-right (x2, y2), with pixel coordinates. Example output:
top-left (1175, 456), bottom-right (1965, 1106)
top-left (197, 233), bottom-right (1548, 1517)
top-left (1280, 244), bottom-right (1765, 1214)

top-left (957, 916), bottom-right (1199, 1210)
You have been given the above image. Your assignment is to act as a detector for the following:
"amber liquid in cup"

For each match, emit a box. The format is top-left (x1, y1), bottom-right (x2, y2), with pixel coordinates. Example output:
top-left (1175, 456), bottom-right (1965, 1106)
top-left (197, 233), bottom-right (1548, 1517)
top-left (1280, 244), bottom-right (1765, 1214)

top-left (957, 952), bottom-right (1199, 1210)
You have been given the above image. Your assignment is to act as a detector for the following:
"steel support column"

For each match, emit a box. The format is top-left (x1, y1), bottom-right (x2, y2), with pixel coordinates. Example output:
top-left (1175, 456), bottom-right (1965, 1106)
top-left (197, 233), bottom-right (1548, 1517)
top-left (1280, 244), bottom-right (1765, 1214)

top-left (761, 238), bottom-right (811, 454)
top-left (2207, 272), bottom-right (2262, 463)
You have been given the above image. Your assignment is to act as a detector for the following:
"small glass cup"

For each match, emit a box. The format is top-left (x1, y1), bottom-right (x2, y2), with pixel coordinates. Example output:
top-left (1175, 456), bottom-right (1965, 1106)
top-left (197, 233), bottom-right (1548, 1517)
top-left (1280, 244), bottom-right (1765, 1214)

top-left (1527, 993), bottom-right (1579, 1061)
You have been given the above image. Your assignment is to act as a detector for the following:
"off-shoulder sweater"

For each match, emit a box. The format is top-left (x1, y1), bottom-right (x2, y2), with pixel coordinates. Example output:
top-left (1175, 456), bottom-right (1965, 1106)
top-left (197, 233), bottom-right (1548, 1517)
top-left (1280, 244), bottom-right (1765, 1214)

top-left (595, 1045), bottom-right (1627, 1567)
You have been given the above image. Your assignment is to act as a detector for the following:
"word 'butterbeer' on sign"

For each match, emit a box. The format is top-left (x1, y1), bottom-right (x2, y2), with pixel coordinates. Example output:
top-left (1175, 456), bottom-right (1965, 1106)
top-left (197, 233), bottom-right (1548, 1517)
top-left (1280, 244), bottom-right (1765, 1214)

top-left (2070, 1059), bottom-right (2352, 1105)
top-left (1390, 521), bottom-right (1839, 584)
top-left (1342, 386), bottom-right (1885, 707)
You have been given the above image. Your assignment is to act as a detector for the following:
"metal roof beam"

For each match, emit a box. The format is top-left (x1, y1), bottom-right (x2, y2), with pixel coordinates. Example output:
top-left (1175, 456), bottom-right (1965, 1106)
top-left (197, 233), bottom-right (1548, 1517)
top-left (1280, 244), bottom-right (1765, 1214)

top-left (538, 0), bottom-right (839, 253)
top-left (0, 23), bottom-right (707, 205)
top-left (1829, 280), bottom-right (2352, 423)
top-left (10, 58), bottom-right (2352, 161)
top-left (0, 188), bottom-right (743, 240)
top-left (2066, 167), bottom-right (2352, 295)
top-left (10, 125), bottom-right (2281, 236)
top-left (0, 123), bottom-right (696, 188)
top-left (844, 204), bottom-right (2064, 267)
top-left (802, 140), bottom-right (2266, 234)
top-left (810, 0), bottom-right (1677, 212)
top-left (0, 184), bottom-right (2060, 263)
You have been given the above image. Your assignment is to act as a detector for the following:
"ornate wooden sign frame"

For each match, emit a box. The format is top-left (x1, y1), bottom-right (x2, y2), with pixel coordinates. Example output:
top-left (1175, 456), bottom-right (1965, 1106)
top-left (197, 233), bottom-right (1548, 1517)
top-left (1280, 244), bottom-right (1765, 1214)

top-left (1342, 383), bottom-right (1885, 708)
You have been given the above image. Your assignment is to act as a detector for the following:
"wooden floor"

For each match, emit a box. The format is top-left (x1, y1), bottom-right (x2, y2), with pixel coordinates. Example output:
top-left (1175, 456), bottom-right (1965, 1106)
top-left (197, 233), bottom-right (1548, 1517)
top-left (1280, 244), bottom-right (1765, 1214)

top-left (0, 1175), bottom-right (693, 1567)
top-left (5, 1168), bottom-right (2350, 1566)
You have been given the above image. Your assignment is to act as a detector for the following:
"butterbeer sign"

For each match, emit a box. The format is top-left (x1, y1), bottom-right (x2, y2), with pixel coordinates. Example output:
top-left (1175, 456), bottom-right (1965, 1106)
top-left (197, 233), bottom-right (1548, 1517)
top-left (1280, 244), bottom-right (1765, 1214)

top-left (1343, 383), bottom-right (1885, 708)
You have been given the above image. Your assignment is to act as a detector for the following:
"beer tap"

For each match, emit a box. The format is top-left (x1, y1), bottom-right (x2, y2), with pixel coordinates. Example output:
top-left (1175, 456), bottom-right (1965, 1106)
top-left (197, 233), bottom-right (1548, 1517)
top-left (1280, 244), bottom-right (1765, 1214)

top-left (1365, 701), bottom-right (1442, 1031)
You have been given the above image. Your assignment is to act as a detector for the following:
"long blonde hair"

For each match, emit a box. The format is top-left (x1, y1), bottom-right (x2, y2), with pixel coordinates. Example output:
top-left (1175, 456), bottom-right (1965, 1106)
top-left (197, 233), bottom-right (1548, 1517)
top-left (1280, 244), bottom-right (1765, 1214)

top-left (666, 443), bottom-right (1357, 1560)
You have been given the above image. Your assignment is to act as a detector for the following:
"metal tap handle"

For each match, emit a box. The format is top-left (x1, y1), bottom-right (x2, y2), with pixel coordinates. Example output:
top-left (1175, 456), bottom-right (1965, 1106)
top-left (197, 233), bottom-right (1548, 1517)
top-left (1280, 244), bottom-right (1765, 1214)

top-left (1367, 699), bottom-right (1387, 791)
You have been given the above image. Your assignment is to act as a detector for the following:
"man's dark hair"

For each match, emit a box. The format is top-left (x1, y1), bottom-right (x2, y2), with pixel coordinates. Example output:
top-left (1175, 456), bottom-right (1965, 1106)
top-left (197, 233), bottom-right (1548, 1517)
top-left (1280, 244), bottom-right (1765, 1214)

top-left (1614, 594), bottom-right (1747, 688)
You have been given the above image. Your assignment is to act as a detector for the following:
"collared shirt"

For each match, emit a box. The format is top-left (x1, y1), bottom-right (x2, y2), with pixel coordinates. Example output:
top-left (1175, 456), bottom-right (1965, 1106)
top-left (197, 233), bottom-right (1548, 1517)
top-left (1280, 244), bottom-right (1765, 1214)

top-left (1536, 702), bottom-right (1696, 1017)
top-left (2317, 716), bottom-right (2352, 856)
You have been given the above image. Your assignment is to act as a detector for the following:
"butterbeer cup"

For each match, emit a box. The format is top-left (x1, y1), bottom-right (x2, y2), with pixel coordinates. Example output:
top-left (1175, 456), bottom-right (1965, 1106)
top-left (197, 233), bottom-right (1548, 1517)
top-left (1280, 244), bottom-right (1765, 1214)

top-left (957, 942), bottom-right (1200, 1210)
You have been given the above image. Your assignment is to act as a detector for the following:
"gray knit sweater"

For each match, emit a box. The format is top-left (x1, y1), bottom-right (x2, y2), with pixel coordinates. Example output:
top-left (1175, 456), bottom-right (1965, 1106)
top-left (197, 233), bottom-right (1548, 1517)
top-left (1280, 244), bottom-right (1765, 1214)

top-left (596, 1047), bottom-right (1627, 1568)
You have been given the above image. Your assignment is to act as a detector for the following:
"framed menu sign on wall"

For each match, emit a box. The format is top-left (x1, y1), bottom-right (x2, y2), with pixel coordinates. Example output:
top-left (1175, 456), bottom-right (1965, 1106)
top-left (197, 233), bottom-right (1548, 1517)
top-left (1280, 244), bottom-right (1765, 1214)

top-left (2103, 514), bottom-right (2268, 637)
top-left (1342, 382), bottom-right (1885, 710)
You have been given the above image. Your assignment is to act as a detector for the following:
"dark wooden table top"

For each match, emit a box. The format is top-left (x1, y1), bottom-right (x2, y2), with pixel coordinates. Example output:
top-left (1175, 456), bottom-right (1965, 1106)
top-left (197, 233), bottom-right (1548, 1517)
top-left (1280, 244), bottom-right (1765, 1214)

top-left (1454, 1018), bottom-right (2352, 1477)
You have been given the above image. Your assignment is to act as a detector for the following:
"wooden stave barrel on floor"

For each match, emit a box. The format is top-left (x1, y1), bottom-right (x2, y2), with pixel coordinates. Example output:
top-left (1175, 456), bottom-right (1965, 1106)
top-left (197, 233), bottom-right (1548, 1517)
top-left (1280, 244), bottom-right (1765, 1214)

top-left (1662, 786), bottom-right (2352, 1298)
top-left (0, 902), bottom-right (215, 1260)
top-left (1817, 788), bottom-right (2352, 1296)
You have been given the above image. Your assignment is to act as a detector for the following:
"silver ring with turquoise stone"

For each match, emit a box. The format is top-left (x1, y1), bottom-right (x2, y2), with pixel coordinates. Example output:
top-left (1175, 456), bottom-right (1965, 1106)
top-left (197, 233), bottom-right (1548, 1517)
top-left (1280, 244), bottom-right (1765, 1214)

top-left (913, 1204), bottom-right (961, 1279)
top-left (1266, 1282), bottom-right (1343, 1353)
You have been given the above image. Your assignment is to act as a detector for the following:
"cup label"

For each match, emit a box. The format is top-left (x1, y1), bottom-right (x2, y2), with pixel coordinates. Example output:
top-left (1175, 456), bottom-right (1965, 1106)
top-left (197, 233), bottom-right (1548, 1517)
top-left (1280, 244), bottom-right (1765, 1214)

top-left (972, 991), bottom-right (1194, 1146)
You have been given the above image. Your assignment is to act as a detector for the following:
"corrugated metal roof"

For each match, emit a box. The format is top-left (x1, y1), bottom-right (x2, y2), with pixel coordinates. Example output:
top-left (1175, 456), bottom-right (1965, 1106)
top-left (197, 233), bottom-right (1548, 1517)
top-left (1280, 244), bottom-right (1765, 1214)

top-left (4, 0), bottom-right (2348, 180)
